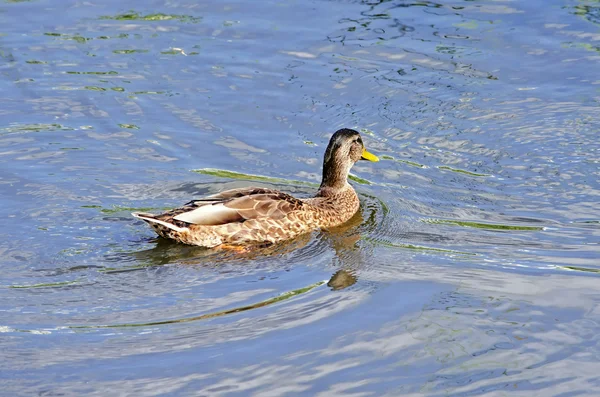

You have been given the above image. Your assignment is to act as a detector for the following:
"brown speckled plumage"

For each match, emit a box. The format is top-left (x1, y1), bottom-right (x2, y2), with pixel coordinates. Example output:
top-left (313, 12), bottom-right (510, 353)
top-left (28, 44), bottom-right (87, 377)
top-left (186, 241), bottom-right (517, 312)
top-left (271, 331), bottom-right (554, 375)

top-left (132, 128), bottom-right (379, 248)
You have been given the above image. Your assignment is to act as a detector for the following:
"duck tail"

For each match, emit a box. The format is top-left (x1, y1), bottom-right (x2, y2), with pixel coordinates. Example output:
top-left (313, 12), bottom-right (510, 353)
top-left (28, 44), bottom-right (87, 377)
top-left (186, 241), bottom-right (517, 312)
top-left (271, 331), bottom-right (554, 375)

top-left (132, 212), bottom-right (187, 233)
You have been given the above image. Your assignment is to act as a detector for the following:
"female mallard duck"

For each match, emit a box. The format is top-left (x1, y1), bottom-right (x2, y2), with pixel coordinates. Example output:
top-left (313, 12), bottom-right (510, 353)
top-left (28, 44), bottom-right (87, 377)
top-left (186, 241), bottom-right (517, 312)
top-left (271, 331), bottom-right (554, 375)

top-left (132, 128), bottom-right (379, 248)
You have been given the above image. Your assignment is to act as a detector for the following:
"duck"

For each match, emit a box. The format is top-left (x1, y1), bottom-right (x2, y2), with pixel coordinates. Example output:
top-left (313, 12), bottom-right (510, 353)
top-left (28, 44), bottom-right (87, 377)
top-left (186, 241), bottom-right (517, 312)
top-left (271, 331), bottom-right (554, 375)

top-left (132, 128), bottom-right (379, 248)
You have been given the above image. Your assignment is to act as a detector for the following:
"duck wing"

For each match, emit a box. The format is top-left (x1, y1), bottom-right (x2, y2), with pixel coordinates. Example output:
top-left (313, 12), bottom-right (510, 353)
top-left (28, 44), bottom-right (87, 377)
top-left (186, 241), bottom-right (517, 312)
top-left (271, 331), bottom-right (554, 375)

top-left (171, 187), bottom-right (305, 226)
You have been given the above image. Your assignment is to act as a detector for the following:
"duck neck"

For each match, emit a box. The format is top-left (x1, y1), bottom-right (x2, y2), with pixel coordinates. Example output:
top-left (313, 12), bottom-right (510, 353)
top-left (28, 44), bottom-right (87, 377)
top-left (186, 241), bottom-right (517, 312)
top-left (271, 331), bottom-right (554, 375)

top-left (317, 159), bottom-right (351, 197)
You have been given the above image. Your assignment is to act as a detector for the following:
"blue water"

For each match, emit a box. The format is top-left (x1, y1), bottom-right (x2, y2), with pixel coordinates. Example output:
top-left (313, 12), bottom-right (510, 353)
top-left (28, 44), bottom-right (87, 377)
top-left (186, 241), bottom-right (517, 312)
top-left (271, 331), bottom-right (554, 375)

top-left (1, 0), bottom-right (599, 395)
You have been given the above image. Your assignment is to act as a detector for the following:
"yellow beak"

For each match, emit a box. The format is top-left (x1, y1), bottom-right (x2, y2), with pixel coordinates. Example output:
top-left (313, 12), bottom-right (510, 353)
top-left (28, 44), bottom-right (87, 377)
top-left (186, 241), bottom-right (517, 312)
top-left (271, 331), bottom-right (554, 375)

top-left (361, 148), bottom-right (379, 162)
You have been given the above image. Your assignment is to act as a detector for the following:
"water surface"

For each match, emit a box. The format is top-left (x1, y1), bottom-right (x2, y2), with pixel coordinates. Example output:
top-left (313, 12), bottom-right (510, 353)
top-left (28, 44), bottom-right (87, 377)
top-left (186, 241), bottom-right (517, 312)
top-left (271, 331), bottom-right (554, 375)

top-left (1, 0), bottom-right (599, 395)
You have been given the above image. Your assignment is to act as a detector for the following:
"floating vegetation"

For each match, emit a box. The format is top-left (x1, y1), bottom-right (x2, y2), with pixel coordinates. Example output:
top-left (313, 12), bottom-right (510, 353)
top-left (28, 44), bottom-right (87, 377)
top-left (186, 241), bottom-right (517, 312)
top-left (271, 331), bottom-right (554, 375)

top-left (67, 35), bottom-right (89, 44)
top-left (379, 155), bottom-right (427, 168)
top-left (84, 86), bottom-right (106, 92)
top-left (99, 263), bottom-right (162, 274)
top-left (399, 159), bottom-right (427, 168)
top-left (44, 32), bottom-right (133, 43)
top-left (0, 327), bottom-right (51, 335)
top-left (438, 166), bottom-right (490, 177)
top-left (192, 168), bottom-right (319, 187)
top-left (67, 71), bottom-right (118, 75)
top-left (97, 34), bottom-right (129, 40)
top-left (0, 123), bottom-right (73, 135)
top-left (367, 238), bottom-right (475, 256)
top-left (348, 174), bottom-right (372, 185)
top-left (100, 12), bottom-right (201, 23)
top-left (573, 220), bottom-right (599, 225)
top-left (161, 49), bottom-right (184, 55)
top-left (118, 123), bottom-right (140, 130)
top-left (566, 42), bottom-right (600, 55)
top-left (572, 4), bottom-right (600, 26)
top-left (69, 281), bottom-right (325, 328)
top-left (9, 280), bottom-right (79, 289)
top-left (559, 265), bottom-right (600, 274)
top-left (43, 33), bottom-right (91, 43)
top-left (113, 49), bottom-right (149, 54)
top-left (425, 219), bottom-right (544, 231)
top-left (100, 205), bottom-right (161, 214)
top-left (193, 168), bottom-right (373, 186)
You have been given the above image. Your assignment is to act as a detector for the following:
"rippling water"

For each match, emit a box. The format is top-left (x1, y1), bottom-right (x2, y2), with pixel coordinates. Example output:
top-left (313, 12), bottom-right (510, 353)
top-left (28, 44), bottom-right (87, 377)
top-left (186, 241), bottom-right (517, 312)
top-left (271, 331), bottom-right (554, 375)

top-left (1, 0), bottom-right (599, 395)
